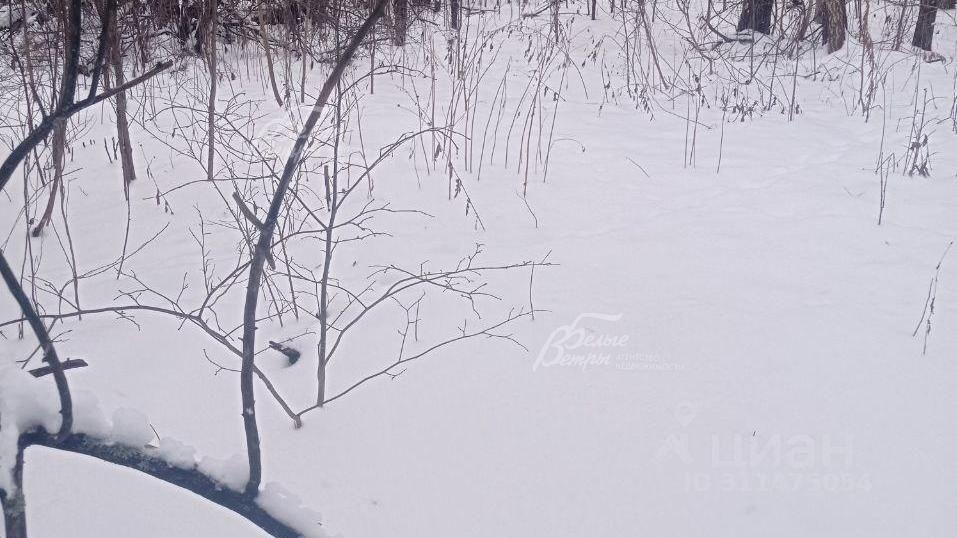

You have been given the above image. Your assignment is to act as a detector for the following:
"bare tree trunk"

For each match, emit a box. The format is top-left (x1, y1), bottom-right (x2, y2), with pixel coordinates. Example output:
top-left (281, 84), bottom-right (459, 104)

top-left (912, 0), bottom-right (939, 50)
top-left (239, 0), bottom-right (390, 495)
top-left (207, 0), bottom-right (217, 182)
top-left (891, 0), bottom-right (910, 50)
top-left (31, 0), bottom-right (74, 237)
top-left (393, 0), bottom-right (408, 45)
top-left (450, 0), bottom-right (460, 29)
top-left (193, 0), bottom-right (212, 55)
top-left (0, 445), bottom-right (26, 538)
top-left (551, 0), bottom-right (559, 39)
top-left (940, 0), bottom-right (954, 9)
top-left (795, 0), bottom-right (813, 40)
top-left (112, 34), bottom-right (136, 196)
top-left (821, 0), bottom-right (847, 52)
top-left (31, 119), bottom-right (66, 236)
top-left (317, 170), bottom-right (337, 407)
top-left (259, 14), bottom-right (284, 106)
top-left (737, 0), bottom-right (774, 34)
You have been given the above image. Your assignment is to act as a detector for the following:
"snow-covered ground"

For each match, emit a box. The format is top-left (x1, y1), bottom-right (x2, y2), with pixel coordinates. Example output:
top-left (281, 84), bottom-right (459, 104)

top-left (4, 4), bottom-right (957, 537)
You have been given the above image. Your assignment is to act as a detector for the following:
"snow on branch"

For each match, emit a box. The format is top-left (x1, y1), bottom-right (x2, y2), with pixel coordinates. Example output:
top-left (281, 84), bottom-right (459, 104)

top-left (5, 429), bottom-right (321, 538)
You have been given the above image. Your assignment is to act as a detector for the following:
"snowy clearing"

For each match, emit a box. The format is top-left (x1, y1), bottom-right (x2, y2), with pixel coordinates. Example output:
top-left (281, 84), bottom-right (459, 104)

top-left (2, 0), bottom-right (957, 536)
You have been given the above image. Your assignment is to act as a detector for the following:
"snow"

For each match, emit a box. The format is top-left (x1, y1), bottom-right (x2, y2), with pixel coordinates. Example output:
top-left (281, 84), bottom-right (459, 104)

top-left (155, 437), bottom-right (198, 469)
top-left (197, 453), bottom-right (250, 493)
top-left (72, 390), bottom-right (112, 439)
top-left (0, 364), bottom-right (59, 492)
top-left (24, 448), bottom-right (273, 537)
top-left (108, 408), bottom-right (155, 448)
top-left (3, 3), bottom-right (957, 537)
top-left (257, 482), bottom-right (328, 538)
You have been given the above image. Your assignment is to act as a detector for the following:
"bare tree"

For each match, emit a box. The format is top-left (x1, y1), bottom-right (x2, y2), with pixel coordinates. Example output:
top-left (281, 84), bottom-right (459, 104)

top-left (737, 0), bottom-right (774, 35)
top-left (820, 0), bottom-right (847, 52)
top-left (912, 0), bottom-right (939, 51)
top-left (450, 0), bottom-right (460, 30)
top-left (0, 0), bottom-right (404, 535)
top-left (393, 0), bottom-right (409, 45)
top-left (110, 2), bottom-right (137, 194)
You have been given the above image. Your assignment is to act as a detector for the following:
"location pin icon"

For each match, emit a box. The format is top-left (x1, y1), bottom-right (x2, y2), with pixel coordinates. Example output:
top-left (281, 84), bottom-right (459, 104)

top-left (674, 402), bottom-right (697, 427)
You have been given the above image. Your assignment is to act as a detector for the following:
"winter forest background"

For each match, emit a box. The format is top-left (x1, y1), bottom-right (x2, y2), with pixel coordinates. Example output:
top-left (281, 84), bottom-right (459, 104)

top-left (1, 0), bottom-right (957, 536)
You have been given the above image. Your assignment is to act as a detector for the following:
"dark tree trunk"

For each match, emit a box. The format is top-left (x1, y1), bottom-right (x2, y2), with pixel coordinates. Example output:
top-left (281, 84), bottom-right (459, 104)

top-left (821, 0), bottom-right (847, 53)
top-left (0, 437), bottom-right (26, 538)
top-left (450, 0), bottom-right (459, 29)
top-left (393, 0), bottom-right (408, 45)
top-left (940, 0), bottom-right (954, 9)
top-left (112, 36), bottom-right (137, 194)
top-left (193, 0), bottom-right (212, 55)
top-left (31, 119), bottom-right (66, 236)
top-left (912, 0), bottom-right (939, 51)
top-left (737, 0), bottom-right (774, 35)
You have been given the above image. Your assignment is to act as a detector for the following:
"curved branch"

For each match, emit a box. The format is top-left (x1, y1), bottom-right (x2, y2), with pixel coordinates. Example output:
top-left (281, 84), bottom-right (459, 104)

top-left (0, 250), bottom-right (73, 438)
top-left (0, 58), bottom-right (172, 194)
top-left (8, 429), bottom-right (304, 537)
top-left (239, 0), bottom-right (389, 496)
